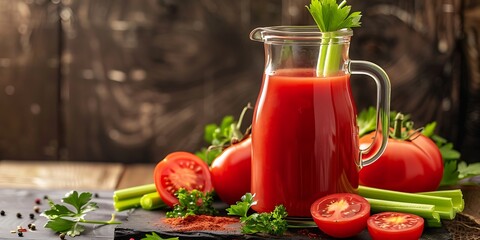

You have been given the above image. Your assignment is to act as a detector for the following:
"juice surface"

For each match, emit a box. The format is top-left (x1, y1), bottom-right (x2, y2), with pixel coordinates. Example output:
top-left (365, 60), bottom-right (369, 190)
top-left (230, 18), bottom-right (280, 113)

top-left (251, 68), bottom-right (360, 217)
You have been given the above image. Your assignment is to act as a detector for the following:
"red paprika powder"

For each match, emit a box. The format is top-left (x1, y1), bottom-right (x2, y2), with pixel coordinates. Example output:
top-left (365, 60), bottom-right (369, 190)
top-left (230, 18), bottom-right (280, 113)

top-left (162, 215), bottom-right (239, 231)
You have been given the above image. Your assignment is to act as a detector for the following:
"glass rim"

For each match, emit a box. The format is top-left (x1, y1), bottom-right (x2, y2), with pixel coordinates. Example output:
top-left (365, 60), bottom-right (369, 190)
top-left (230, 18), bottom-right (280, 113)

top-left (250, 26), bottom-right (353, 43)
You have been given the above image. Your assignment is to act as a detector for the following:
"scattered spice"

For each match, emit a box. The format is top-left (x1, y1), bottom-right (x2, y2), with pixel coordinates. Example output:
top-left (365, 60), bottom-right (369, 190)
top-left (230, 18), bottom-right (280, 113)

top-left (43, 195), bottom-right (49, 200)
top-left (297, 229), bottom-right (321, 239)
top-left (94, 193), bottom-right (100, 198)
top-left (162, 215), bottom-right (239, 231)
top-left (16, 213), bottom-right (22, 218)
top-left (29, 213), bottom-right (35, 219)
top-left (17, 226), bottom-right (27, 233)
top-left (28, 223), bottom-right (36, 231)
top-left (59, 233), bottom-right (66, 240)
top-left (17, 231), bottom-right (23, 237)
top-left (10, 230), bottom-right (16, 234)
top-left (35, 198), bottom-right (41, 205)
top-left (33, 206), bottom-right (40, 213)
top-left (1, 210), bottom-right (5, 216)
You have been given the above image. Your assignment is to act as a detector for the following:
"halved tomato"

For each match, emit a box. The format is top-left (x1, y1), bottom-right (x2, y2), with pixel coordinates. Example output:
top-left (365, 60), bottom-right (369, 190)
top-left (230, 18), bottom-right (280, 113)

top-left (367, 212), bottom-right (424, 240)
top-left (310, 193), bottom-right (370, 238)
top-left (153, 152), bottom-right (212, 207)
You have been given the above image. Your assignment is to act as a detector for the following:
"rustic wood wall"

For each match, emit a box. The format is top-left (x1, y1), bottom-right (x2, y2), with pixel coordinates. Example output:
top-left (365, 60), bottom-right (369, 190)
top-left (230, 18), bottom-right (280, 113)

top-left (0, 0), bottom-right (478, 163)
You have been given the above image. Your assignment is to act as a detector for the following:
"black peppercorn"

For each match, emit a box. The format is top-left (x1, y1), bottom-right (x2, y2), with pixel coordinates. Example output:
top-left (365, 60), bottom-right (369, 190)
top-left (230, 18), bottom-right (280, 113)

top-left (16, 213), bottom-right (22, 218)
top-left (29, 213), bottom-right (34, 219)
top-left (0, 210), bottom-right (5, 216)
top-left (17, 231), bottom-right (23, 237)
top-left (94, 193), bottom-right (99, 198)
top-left (59, 232), bottom-right (66, 240)
top-left (33, 206), bottom-right (40, 213)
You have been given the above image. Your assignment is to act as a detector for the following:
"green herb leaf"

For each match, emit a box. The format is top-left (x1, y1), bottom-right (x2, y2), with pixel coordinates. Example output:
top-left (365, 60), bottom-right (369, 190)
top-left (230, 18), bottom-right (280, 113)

top-left (141, 232), bottom-right (179, 240)
top-left (41, 191), bottom-right (121, 237)
top-left (226, 193), bottom-right (288, 235)
top-left (226, 193), bottom-right (257, 218)
top-left (357, 106), bottom-right (376, 137)
top-left (440, 160), bottom-right (460, 186)
top-left (306, 0), bottom-right (361, 32)
top-left (422, 122), bottom-right (437, 138)
top-left (458, 161), bottom-right (480, 179)
top-left (197, 104), bottom-right (252, 166)
top-left (165, 189), bottom-right (218, 218)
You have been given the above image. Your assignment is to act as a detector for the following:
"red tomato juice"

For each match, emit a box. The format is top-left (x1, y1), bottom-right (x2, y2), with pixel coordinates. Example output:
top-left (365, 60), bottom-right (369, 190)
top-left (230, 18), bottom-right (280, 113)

top-left (251, 68), bottom-right (360, 217)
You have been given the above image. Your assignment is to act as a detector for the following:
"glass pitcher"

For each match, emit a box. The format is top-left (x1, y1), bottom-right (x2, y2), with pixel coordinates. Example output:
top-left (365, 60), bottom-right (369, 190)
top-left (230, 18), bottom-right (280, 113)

top-left (250, 26), bottom-right (391, 217)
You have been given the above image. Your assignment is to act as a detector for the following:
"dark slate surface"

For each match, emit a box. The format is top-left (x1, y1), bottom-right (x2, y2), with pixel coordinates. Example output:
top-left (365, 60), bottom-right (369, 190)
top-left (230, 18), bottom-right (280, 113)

top-left (0, 189), bottom-right (128, 240)
top-left (0, 188), bottom-right (452, 239)
top-left (115, 203), bottom-right (452, 240)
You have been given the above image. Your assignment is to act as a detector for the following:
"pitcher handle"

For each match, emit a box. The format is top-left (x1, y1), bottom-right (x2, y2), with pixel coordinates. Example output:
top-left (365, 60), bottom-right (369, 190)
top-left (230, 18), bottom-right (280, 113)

top-left (349, 60), bottom-right (391, 168)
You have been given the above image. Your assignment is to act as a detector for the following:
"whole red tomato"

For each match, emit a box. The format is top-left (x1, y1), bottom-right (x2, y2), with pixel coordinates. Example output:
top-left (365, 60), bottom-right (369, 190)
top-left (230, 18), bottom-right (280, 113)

top-left (210, 137), bottom-right (251, 205)
top-left (359, 131), bottom-right (443, 193)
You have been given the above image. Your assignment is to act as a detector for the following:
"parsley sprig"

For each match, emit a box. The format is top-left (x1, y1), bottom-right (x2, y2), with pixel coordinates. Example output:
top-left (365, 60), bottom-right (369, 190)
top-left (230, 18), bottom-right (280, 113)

top-left (226, 193), bottom-right (288, 235)
top-left (41, 191), bottom-right (121, 237)
top-left (165, 189), bottom-right (218, 218)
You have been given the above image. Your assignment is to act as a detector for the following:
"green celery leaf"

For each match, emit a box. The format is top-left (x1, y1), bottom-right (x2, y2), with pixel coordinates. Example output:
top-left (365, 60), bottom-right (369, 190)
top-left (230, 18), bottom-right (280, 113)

top-left (62, 191), bottom-right (93, 213)
top-left (67, 223), bottom-right (85, 237)
top-left (439, 143), bottom-right (461, 160)
top-left (141, 232), bottom-right (179, 240)
top-left (204, 124), bottom-right (218, 143)
top-left (42, 201), bottom-right (76, 219)
top-left (458, 161), bottom-right (480, 179)
top-left (357, 107), bottom-right (376, 137)
top-left (422, 122), bottom-right (437, 138)
top-left (306, 0), bottom-right (361, 32)
top-left (226, 193), bottom-right (257, 218)
top-left (44, 218), bottom-right (79, 235)
top-left (440, 160), bottom-right (460, 186)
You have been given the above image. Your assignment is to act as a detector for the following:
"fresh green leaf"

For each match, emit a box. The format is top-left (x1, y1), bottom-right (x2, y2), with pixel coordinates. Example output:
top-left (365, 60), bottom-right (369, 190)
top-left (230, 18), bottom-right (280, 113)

top-left (306, 0), bottom-right (361, 32)
top-left (226, 193), bottom-right (257, 218)
top-left (44, 218), bottom-right (77, 234)
top-left (61, 191), bottom-right (92, 213)
top-left (440, 160), bottom-right (460, 186)
top-left (198, 104), bottom-right (252, 166)
top-left (241, 205), bottom-right (288, 235)
top-left (439, 143), bottom-right (461, 160)
top-left (165, 189), bottom-right (218, 218)
top-left (141, 232), bottom-right (179, 240)
top-left (458, 161), bottom-right (480, 179)
top-left (357, 106), bottom-right (376, 137)
top-left (41, 191), bottom-right (121, 237)
top-left (226, 193), bottom-right (288, 235)
top-left (422, 122), bottom-right (437, 138)
top-left (195, 147), bottom-right (222, 166)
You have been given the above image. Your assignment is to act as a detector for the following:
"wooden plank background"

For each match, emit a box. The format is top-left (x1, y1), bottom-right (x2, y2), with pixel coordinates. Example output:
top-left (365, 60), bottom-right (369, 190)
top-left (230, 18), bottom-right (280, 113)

top-left (0, 0), bottom-right (478, 163)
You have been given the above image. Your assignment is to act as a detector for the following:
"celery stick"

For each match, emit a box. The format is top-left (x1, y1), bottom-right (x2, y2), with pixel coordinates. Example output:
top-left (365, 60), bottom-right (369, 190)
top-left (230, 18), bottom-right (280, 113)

top-left (419, 189), bottom-right (464, 212)
top-left (366, 198), bottom-right (440, 221)
top-left (425, 218), bottom-right (442, 228)
top-left (358, 186), bottom-right (455, 220)
top-left (113, 183), bottom-right (157, 202)
top-left (140, 192), bottom-right (168, 210)
top-left (322, 36), bottom-right (342, 76)
top-left (113, 196), bottom-right (142, 212)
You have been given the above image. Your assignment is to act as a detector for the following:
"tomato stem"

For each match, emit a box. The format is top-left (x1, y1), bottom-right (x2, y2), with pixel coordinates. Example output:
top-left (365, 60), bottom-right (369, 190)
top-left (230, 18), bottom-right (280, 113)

top-left (393, 113), bottom-right (404, 139)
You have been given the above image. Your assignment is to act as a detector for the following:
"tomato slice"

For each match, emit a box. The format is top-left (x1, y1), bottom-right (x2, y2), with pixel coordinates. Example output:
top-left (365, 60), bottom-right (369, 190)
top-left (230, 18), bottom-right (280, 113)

top-left (153, 152), bottom-right (212, 207)
top-left (367, 212), bottom-right (424, 240)
top-left (310, 193), bottom-right (370, 238)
